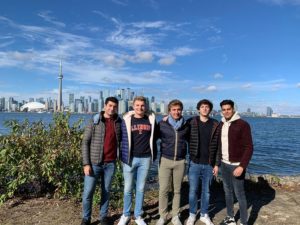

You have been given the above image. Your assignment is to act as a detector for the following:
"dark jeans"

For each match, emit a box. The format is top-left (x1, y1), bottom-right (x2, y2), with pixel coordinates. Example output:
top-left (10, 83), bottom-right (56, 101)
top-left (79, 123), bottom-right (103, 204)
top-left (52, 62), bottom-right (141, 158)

top-left (188, 162), bottom-right (213, 216)
top-left (221, 162), bottom-right (248, 225)
top-left (82, 162), bottom-right (115, 221)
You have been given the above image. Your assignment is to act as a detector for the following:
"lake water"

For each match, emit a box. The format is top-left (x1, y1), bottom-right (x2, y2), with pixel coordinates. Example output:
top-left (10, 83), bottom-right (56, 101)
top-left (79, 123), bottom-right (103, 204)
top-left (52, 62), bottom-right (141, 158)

top-left (0, 112), bottom-right (300, 176)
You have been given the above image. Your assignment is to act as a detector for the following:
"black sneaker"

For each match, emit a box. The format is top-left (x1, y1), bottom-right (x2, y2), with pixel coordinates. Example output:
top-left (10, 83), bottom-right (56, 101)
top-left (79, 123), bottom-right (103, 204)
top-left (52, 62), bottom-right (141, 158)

top-left (219, 216), bottom-right (236, 225)
top-left (101, 217), bottom-right (111, 225)
top-left (81, 219), bottom-right (91, 225)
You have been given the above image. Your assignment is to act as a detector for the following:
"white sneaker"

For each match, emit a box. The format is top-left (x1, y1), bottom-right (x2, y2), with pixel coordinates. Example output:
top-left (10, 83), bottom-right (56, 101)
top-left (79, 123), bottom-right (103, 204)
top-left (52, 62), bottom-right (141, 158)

top-left (118, 215), bottom-right (130, 225)
top-left (172, 215), bottom-right (182, 225)
top-left (186, 213), bottom-right (196, 225)
top-left (156, 217), bottom-right (165, 225)
top-left (200, 214), bottom-right (214, 225)
top-left (135, 216), bottom-right (147, 225)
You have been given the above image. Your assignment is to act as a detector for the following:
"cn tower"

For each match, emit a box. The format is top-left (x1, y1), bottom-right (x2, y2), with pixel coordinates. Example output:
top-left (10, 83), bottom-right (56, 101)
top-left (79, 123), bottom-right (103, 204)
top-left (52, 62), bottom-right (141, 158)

top-left (57, 60), bottom-right (63, 112)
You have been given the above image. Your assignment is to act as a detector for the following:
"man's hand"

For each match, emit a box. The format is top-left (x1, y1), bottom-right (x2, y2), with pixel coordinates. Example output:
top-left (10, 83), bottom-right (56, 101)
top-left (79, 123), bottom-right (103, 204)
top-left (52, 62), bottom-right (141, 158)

top-left (83, 165), bottom-right (92, 176)
top-left (233, 166), bottom-right (244, 177)
top-left (213, 166), bottom-right (219, 176)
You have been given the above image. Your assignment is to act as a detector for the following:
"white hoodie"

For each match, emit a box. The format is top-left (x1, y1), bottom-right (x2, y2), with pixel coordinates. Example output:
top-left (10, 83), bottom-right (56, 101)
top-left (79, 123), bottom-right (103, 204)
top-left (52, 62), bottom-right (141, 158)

top-left (221, 112), bottom-right (241, 165)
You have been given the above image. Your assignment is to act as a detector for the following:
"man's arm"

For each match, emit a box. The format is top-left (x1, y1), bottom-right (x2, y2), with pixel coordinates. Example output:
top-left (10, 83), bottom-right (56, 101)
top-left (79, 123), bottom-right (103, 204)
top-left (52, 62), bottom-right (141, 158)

top-left (81, 120), bottom-right (93, 175)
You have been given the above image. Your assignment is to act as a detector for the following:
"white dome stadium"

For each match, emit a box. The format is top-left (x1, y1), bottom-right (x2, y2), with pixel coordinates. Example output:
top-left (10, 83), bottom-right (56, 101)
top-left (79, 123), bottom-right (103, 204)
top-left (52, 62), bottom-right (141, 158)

top-left (20, 102), bottom-right (45, 112)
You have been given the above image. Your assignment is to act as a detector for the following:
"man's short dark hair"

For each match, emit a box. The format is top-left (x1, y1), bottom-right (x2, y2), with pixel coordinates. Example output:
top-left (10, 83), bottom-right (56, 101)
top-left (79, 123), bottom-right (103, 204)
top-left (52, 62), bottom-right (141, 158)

top-left (220, 99), bottom-right (234, 108)
top-left (105, 96), bottom-right (119, 105)
top-left (196, 99), bottom-right (213, 111)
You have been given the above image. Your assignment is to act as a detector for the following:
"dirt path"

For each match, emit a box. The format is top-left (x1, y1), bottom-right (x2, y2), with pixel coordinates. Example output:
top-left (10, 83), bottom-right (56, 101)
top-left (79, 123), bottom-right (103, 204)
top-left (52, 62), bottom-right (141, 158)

top-left (1, 178), bottom-right (300, 225)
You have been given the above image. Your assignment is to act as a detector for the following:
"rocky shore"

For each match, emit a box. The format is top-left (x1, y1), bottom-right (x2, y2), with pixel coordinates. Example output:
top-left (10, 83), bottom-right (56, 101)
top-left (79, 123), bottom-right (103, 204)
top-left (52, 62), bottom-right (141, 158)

top-left (1, 175), bottom-right (300, 225)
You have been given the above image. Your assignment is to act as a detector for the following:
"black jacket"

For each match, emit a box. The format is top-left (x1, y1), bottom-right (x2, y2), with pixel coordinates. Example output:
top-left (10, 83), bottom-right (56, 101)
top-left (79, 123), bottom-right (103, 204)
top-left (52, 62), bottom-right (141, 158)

top-left (188, 116), bottom-right (221, 167)
top-left (158, 119), bottom-right (190, 161)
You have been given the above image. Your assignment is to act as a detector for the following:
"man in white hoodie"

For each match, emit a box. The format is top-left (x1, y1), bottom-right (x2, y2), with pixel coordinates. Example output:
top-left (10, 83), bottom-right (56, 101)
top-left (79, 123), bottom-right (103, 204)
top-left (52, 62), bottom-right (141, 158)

top-left (218, 100), bottom-right (253, 225)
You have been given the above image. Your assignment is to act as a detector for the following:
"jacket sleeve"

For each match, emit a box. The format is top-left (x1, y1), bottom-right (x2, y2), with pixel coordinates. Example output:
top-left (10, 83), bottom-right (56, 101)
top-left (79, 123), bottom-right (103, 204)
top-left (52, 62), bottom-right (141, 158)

top-left (211, 122), bottom-right (222, 167)
top-left (81, 120), bottom-right (93, 166)
top-left (153, 121), bottom-right (159, 162)
top-left (240, 122), bottom-right (254, 169)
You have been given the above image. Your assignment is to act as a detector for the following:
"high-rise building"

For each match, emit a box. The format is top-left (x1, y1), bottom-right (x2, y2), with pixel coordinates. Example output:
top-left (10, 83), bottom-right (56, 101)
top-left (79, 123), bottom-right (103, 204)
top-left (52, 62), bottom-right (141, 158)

top-left (69, 93), bottom-right (74, 106)
top-left (0, 97), bottom-right (5, 111)
top-left (151, 96), bottom-right (155, 103)
top-left (266, 107), bottom-right (273, 117)
top-left (118, 99), bottom-right (128, 114)
top-left (160, 101), bottom-right (167, 114)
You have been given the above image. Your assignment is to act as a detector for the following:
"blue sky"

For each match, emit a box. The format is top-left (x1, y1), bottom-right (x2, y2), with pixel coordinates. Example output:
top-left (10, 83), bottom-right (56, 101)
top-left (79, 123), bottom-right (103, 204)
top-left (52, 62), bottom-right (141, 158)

top-left (0, 0), bottom-right (300, 114)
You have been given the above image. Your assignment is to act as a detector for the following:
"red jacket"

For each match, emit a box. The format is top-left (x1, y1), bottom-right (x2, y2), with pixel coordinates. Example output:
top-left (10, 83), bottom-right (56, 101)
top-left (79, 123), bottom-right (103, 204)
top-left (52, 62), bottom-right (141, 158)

top-left (219, 119), bottom-right (253, 169)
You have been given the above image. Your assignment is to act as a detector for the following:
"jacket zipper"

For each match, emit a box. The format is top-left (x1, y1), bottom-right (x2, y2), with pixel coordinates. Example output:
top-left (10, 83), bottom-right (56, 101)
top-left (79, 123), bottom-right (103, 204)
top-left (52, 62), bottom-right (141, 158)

top-left (174, 129), bottom-right (178, 161)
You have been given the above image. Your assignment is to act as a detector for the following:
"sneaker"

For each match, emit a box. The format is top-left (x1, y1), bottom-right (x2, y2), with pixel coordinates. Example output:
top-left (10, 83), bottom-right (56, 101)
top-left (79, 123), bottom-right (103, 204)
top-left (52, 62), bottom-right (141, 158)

top-left (200, 214), bottom-right (214, 225)
top-left (101, 217), bottom-right (110, 225)
top-left (80, 219), bottom-right (91, 225)
top-left (135, 216), bottom-right (147, 225)
top-left (172, 215), bottom-right (182, 225)
top-left (219, 216), bottom-right (236, 225)
top-left (118, 215), bottom-right (130, 225)
top-left (156, 217), bottom-right (165, 225)
top-left (186, 213), bottom-right (196, 225)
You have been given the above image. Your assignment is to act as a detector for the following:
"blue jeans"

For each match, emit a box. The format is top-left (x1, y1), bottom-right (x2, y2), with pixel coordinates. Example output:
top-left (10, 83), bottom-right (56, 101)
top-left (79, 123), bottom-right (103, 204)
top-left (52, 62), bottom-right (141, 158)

top-left (82, 163), bottom-right (116, 221)
top-left (122, 157), bottom-right (151, 218)
top-left (188, 162), bottom-right (213, 215)
top-left (221, 162), bottom-right (248, 225)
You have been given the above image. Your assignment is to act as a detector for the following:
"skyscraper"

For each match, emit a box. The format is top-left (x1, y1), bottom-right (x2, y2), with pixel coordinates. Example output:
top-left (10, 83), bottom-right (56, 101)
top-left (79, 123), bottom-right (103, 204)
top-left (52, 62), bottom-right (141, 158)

top-left (69, 93), bottom-right (74, 106)
top-left (57, 60), bottom-right (63, 112)
top-left (266, 107), bottom-right (273, 117)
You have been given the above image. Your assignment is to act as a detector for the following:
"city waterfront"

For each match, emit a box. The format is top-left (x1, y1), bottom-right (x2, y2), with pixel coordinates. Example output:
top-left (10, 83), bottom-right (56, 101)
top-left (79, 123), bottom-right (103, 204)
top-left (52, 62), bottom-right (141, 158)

top-left (0, 112), bottom-right (299, 176)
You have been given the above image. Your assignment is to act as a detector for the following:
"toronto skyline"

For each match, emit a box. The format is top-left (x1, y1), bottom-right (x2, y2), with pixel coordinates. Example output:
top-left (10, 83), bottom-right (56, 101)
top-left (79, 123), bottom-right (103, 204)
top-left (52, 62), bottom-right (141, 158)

top-left (0, 0), bottom-right (300, 115)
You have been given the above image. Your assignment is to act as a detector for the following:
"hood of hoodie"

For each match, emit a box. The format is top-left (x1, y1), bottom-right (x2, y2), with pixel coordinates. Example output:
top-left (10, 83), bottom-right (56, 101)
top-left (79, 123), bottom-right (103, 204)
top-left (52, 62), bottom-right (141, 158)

top-left (221, 111), bottom-right (240, 123)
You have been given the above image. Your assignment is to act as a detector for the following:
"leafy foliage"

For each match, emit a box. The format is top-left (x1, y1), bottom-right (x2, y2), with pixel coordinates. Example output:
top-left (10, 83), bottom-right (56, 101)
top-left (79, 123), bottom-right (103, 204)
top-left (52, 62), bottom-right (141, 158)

top-left (0, 113), bottom-right (124, 207)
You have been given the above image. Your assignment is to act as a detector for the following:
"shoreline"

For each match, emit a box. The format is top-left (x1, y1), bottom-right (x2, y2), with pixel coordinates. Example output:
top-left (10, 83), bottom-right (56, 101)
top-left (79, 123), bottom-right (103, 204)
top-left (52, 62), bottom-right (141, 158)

top-left (1, 174), bottom-right (300, 225)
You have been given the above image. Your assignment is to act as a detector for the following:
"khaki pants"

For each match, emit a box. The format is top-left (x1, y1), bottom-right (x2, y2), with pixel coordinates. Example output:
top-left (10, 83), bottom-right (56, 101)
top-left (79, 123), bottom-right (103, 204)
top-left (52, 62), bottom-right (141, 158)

top-left (158, 157), bottom-right (185, 219)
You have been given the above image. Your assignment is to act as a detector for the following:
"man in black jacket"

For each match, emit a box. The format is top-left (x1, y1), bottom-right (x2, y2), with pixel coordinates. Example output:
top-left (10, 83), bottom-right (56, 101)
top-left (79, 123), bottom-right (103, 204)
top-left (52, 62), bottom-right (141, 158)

top-left (186, 99), bottom-right (220, 225)
top-left (81, 97), bottom-right (122, 225)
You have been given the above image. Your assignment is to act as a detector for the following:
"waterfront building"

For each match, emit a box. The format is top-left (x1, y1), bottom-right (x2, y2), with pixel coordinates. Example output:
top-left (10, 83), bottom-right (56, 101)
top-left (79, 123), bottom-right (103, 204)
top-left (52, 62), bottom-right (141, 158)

top-left (267, 106), bottom-right (273, 117)
top-left (118, 99), bottom-right (128, 114)
top-left (69, 93), bottom-right (74, 106)
top-left (69, 102), bottom-right (75, 113)
top-left (0, 97), bottom-right (5, 111)
top-left (78, 102), bottom-right (83, 113)
top-left (160, 101), bottom-right (167, 115)
top-left (150, 102), bottom-right (157, 112)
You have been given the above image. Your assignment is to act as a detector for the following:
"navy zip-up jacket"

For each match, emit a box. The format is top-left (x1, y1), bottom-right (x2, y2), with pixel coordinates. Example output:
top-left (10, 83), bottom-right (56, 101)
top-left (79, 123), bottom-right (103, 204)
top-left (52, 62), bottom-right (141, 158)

top-left (158, 119), bottom-right (190, 161)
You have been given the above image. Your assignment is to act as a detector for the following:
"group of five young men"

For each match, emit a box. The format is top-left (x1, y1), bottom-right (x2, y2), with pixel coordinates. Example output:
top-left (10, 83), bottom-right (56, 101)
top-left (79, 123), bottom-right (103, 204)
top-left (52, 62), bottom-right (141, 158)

top-left (81, 96), bottom-right (253, 225)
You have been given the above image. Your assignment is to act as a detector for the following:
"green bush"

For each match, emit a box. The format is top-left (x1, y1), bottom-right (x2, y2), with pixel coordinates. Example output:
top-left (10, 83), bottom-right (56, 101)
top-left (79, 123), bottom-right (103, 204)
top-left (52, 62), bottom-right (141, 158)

top-left (0, 113), bottom-right (124, 207)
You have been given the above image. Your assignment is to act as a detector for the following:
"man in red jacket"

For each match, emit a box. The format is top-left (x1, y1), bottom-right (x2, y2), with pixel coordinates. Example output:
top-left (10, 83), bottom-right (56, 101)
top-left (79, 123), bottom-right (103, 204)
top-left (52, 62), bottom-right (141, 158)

top-left (219, 100), bottom-right (253, 225)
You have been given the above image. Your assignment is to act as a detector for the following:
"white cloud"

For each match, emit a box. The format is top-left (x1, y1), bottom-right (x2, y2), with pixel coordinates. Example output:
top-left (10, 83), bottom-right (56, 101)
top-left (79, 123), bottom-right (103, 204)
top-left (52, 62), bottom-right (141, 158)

top-left (242, 83), bottom-right (252, 89)
top-left (213, 73), bottom-right (223, 79)
top-left (158, 56), bottom-right (176, 65)
top-left (37, 11), bottom-right (66, 27)
top-left (192, 85), bottom-right (217, 92)
top-left (134, 51), bottom-right (154, 63)
top-left (103, 55), bottom-right (125, 67)
top-left (258, 0), bottom-right (300, 6)
top-left (222, 54), bottom-right (228, 63)
top-left (172, 47), bottom-right (196, 56)
top-left (111, 0), bottom-right (128, 6)
top-left (297, 83), bottom-right (300, 88)
top-left (131, 21), bottom-right (166, 29)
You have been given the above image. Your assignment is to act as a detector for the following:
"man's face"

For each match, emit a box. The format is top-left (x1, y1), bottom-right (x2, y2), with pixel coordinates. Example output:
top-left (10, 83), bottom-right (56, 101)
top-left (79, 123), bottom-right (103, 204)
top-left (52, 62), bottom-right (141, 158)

top-left (221, 104), bottom-right (234, 120)
top-left (104, 101), bottom-right (118, 117)
top-left (169, 105), bottom-right (182, 120)
top-left (133, 100), bottom-right (146, 117)
top-left (199, 104), bottom-right (211, 117)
